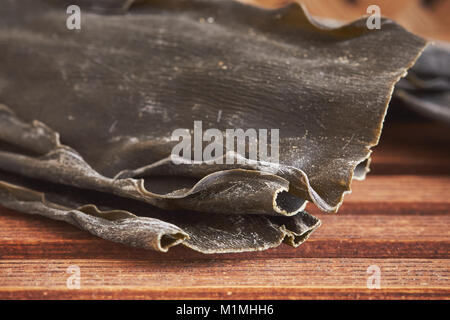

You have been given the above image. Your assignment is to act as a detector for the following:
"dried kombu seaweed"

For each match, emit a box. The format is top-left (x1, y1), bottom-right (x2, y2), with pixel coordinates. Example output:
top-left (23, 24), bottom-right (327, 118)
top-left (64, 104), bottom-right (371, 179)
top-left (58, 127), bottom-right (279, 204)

top-left (0, 169), bottom-right (320, 253)
top-left (395, 44), bottom-right (450, 124)
top-left (0, 104), bottom-right (308, 216)
top-left (0, 0), bottom-right (427, 253)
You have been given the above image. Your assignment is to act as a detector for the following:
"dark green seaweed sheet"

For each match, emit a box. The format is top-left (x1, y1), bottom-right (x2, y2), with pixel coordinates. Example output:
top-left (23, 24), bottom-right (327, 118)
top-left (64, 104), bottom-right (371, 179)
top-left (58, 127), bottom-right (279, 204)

top-left (0, 0), bottom-right (426, 253)
top-left (395, 44), bottom-right (450, 124)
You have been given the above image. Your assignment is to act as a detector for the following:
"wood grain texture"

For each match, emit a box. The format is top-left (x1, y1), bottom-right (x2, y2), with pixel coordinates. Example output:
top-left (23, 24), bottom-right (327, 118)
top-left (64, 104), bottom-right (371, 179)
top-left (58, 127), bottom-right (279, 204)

top-left (370, 122), bottom-right (450, 175)
top-left (0, 119), bottom-right (449, 299)
top-left (0, 259), bottom-right (448, 299)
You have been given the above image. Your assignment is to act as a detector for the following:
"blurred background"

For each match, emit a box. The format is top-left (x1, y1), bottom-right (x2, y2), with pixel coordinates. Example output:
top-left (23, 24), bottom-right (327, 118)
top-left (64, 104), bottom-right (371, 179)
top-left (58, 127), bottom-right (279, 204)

top-left (240, 0), bottom-right (450, 41)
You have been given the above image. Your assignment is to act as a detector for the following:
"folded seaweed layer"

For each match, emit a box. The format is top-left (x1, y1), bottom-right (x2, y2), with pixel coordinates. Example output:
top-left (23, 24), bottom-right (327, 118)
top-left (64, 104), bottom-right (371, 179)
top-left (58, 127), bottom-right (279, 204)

top-left (0, 105), bottom-right (321, 252)
top-left (0, 104), bottom-right (309, 216)
top-left (0, 0), bottom-right (427, 252)
top-left (0, 169), bottom-right (320, 253)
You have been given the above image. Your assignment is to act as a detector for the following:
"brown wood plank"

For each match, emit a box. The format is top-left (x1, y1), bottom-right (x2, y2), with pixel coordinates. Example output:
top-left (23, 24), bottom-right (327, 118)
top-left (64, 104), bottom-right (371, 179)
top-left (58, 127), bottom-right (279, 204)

top-left (0, 259), bottom-right (448, 299)
top-left (348, 176), bottom-right (449, 203)
top-left (0, 212), bottom-right (448, 260)
top-left (326, 175), bottom-right (450, 215)
top-left (369, 122), bottom-right (450, 175)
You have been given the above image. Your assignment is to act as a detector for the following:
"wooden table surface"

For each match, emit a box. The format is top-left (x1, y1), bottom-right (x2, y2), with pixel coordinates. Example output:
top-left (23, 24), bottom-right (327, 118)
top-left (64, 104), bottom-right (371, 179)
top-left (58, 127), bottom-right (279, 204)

top-left (0, 112), bottom-right (449, 300)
